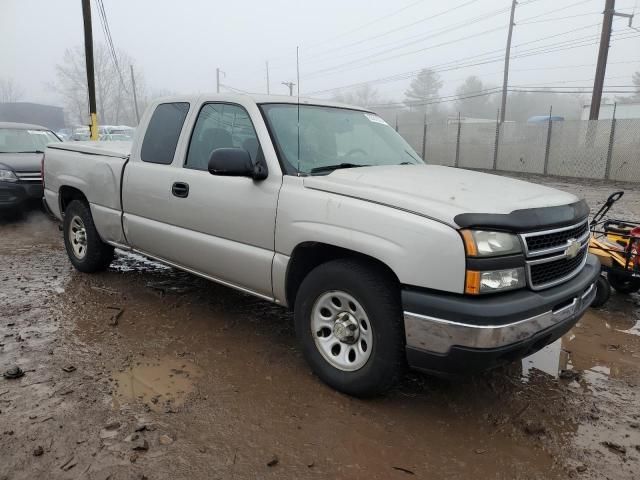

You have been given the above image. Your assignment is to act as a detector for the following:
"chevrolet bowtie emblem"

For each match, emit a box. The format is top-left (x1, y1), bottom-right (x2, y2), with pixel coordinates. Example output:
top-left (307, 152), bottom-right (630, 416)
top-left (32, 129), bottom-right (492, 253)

top-left (565, 239), bottom-right (581, 258)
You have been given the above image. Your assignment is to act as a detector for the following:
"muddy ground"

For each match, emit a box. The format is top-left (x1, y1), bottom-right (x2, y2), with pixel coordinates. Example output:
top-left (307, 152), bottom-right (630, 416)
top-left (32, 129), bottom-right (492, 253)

top-left (1, 176), bottom-right (640, 479)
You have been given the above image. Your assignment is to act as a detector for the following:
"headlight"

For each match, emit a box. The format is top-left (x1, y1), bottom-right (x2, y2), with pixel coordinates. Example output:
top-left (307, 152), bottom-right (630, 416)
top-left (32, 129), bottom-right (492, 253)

top-left (465, 268), bottom-right (526, 294)
top-left (461, 230), bottom-right (522, 257)
top-left (0, 169), bottom-right (18, 183)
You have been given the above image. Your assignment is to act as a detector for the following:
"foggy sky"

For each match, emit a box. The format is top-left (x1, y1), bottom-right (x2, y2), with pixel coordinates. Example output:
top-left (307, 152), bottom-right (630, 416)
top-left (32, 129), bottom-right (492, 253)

top-left (2, 0), bottom-right (639, 106)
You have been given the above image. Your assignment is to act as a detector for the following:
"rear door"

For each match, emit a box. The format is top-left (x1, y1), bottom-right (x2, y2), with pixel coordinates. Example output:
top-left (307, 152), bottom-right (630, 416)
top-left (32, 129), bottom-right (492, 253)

top-left (122, 101), bottom-right (192, 261)
top-left (123, 100), bottom-right (280, 299)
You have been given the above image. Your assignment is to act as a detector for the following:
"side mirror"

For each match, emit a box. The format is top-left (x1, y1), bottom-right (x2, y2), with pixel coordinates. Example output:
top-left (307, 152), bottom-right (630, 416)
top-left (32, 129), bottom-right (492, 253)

top-left (208, 148), bottom-right (255, 178)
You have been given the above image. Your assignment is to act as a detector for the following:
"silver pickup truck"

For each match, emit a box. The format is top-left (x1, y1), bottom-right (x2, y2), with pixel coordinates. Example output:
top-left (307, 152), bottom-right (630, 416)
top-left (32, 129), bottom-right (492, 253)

top-left (44, 94), bottom-right (599, 396)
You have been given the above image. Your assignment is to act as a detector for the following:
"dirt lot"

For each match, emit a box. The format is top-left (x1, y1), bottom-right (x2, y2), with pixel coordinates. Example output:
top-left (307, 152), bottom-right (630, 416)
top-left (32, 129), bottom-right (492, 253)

top-left (1, 177), bottom-right (640, 479)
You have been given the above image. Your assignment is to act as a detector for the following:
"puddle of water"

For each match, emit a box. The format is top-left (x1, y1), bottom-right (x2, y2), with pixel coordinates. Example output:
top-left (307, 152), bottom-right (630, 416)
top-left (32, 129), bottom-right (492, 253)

top-left (112, 356), bottom-right (201, 412)
top-left (617, 319), bottom-right (640, 337)
top-left (521, 339), bottom-right (568, 380)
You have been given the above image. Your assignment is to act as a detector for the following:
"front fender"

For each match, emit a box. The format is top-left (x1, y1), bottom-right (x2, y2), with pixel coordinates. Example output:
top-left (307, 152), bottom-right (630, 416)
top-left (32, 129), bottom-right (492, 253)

top-left (275, 177), bottom-right (466, 294)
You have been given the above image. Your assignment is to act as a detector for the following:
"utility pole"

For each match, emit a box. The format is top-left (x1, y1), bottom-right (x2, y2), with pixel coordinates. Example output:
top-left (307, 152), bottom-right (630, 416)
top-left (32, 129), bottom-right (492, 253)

top-left (266, 61), bottom-right (270, 94)
top-left (500, 0), bottom-right (517, 124)
top-left (81, 0), bottom-right (98, 140)
top-left (590, 0), bottom-right (615, 120)
top-left (130, 65), bottom-right (140, 124)
top-left (216, 67), bottom-right (221, 93)
top-left (282, 81), bottom-right (295, 96)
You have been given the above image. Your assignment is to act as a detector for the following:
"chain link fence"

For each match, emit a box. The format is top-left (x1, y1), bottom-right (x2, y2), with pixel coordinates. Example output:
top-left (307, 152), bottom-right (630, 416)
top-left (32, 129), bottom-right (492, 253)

top-left (385, 113), bottom-right (640, 183)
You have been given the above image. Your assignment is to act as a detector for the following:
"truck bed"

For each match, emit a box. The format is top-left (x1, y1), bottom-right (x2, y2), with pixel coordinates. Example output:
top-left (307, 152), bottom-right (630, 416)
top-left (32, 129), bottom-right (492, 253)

top-left (44, 141), bottom-right (131, 245)
top-left (48, 140), bottom-right (131, 158)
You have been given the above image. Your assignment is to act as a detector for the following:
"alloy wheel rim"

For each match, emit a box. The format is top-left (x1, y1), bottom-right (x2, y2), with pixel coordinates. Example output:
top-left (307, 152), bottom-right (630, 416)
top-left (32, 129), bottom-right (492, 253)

top-left (69, 215), bottom-right (88, 259)
top-left (311, 290), bottom-right (373, 372)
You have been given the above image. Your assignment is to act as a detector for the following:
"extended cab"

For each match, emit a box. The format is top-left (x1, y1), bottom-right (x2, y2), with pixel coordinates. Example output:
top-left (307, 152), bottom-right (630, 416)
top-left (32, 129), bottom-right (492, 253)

top-left (43, 94), bottom-right (599, 396)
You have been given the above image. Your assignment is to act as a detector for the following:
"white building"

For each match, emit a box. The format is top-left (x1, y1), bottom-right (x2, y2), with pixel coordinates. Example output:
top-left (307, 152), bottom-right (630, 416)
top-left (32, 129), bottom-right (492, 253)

top-left (581, 102), bottom-right (640, 120)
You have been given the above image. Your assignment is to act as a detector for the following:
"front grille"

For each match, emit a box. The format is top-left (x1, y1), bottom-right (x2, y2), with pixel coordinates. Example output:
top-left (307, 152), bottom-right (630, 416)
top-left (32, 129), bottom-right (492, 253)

top-left (15, 171), bottom-right (42, 183)
top-left (529, 246), bottom-right (587, 288)
top-left (525, 220), bottom-right (589, 253)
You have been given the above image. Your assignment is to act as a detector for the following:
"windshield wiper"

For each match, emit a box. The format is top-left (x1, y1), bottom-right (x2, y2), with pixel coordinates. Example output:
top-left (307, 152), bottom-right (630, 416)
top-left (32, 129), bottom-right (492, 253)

top-left (12, 150), bottom-right (44, 154)
top-left (309, 163), bottom-right (370, 174)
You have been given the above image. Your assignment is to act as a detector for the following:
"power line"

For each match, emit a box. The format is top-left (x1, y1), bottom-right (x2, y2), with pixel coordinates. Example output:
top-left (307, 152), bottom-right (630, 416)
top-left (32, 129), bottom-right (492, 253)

top-left (517, 0), bottom-right (592, 23)
top-left (304, 24), bottom-right (507, 79)
top-left (305, 28), bottom-right (600, 87)
top-left (303, 18), bottom-right (615, 81)
top-left (368, 86), bottom-right (633, 109)
top-left (93, 0), bottom-right (128, 93)
top-left (306, 30), bottom-right (640, 96)
top-left (303, 0), bottom-right (430, 49)
top-left (519, 11), bottom-right (605, 24)
top-left (298, 1), bottom-right (500, 64)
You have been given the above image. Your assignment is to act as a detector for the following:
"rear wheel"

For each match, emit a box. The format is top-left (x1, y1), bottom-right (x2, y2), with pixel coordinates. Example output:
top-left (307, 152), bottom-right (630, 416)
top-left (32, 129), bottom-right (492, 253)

top-left (294, 259), bottom-right (405, 397)
top-left (608, 271), bottom-right (640, 294)
top-left (63, 200), bottom-right (114, 273)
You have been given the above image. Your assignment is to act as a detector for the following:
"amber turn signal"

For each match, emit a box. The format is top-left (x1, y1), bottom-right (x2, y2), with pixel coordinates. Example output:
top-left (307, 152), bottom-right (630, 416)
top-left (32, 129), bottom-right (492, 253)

top-left (465, 270), bottom-right (481, 295)
top-left (460, 229), bottom-right (478, 257)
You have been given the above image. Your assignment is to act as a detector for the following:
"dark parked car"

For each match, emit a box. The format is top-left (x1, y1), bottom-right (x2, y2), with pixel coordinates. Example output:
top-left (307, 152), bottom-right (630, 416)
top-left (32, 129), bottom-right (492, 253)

top-left (0, 122), bottom-right (60, 212)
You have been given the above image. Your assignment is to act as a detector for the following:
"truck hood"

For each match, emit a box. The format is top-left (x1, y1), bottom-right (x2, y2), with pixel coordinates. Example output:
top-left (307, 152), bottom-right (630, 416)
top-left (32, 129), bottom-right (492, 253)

top-left (303, 164), bottom-right (580, 227)
top-left (0, 152), bottom-right (43, 172)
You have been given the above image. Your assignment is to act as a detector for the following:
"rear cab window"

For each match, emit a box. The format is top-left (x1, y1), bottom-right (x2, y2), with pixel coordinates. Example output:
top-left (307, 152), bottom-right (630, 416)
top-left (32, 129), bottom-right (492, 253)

top-left (141, 102), bottom-right (190, 164)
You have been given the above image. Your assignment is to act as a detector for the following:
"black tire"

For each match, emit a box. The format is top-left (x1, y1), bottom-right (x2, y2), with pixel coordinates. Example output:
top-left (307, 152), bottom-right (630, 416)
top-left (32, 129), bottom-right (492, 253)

top-left (63, 200), bottom-right (114, 273)
top-left (590, 275), bottom-right (611, 308)
top-left (294, 259), bottom-right (405, 397)
top-left (608, 271), bottom-right (640, 294)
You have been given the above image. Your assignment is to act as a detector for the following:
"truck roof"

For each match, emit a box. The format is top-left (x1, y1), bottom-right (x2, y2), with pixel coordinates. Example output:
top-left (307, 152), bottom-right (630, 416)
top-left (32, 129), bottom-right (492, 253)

top-left (153, 93), bottom-right (370, 112)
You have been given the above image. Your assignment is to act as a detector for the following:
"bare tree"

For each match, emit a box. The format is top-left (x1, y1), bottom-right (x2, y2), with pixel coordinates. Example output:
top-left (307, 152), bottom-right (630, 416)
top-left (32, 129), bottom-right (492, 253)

top-left (0, 78), bottom-right (25, 103)
top-left (51, 44), bottom-right (147, 126)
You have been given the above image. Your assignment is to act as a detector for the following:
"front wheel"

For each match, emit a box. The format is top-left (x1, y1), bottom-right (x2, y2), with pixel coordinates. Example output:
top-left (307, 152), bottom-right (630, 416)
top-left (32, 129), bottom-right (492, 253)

top-left (294, 259), bottom-right (405, 397)
top-left (63, 200), bottom-right (114, 273)
top-left (608, 271), bottom-right (640, 294)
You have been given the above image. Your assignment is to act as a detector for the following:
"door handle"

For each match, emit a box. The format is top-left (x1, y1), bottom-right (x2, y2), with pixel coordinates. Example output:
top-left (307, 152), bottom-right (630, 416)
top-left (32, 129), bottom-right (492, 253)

top-left (171, 182), bottom-right (189, 198)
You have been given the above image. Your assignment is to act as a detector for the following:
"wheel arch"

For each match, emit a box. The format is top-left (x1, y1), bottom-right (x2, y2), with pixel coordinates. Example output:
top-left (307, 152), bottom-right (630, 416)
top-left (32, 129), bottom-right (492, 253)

top-left (284, 241), bottom-right (400, 309)
top-left (58, 185), bottom-right (89, 214)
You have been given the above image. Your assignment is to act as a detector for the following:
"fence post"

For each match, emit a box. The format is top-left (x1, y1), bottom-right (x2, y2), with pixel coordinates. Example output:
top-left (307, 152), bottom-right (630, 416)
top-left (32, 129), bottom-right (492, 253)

top-left (604, 103), bottom-right (617, 180)
top-left (543, 106), bottom-right (553, 175)
top-left (454, 112), bottom-right (461, 168)
top-left (492, 108), bottom-right (500, 170)
top-left (421, 113), bottom-right (427, 160)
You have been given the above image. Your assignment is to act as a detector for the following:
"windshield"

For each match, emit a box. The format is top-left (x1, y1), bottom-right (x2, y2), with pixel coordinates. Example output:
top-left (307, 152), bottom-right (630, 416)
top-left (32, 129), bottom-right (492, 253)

top-left (261, 104), bottom-right (423, 175)
top-left (0, 128), bottom-right (60, 153)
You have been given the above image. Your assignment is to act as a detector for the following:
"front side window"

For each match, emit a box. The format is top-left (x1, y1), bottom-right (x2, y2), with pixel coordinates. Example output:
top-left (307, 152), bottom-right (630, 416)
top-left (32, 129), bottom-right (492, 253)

top-left (0, 128), bottom-right (60, 153)
top-left (260, 104), bottom-right (423, 175)
top-left (140, 102), bottom-right (189, 164)
top-left (185, 103), bottom-right (260, 171)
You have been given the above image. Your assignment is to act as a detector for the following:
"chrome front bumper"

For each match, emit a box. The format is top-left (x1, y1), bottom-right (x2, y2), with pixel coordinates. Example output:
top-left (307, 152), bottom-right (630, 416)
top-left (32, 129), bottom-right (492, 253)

top-left (404, 281), bottom-right (596, 355)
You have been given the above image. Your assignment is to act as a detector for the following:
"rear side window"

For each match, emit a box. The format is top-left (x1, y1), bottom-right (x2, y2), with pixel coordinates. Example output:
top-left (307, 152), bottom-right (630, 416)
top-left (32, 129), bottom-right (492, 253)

top-left (141, 102), bottom-right (189, 164)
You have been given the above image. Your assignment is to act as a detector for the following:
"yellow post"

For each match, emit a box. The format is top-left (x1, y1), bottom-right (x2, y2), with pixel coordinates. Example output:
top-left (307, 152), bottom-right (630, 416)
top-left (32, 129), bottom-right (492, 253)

top-left (90, 112), bottom-right (99, 141)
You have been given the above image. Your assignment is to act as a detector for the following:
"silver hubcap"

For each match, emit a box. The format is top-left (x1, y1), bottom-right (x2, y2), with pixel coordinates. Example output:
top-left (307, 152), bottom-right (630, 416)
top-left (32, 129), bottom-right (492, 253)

top-left (311, 290), bottom-right (373, 372)
top-left (69, 216), bottom-right (87, 259)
